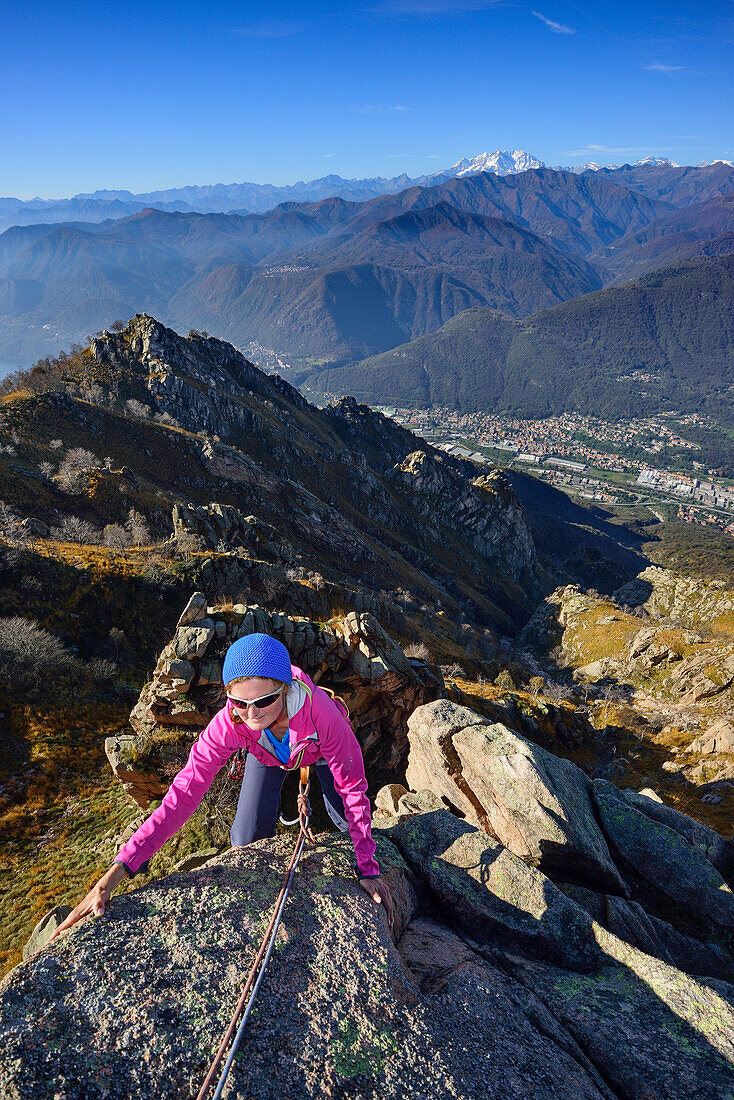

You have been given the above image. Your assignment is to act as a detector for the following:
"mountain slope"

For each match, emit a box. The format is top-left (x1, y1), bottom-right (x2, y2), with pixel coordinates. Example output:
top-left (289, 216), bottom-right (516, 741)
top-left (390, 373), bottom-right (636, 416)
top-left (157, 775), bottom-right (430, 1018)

top-left (587, 161), bottom-right (734, 208)
top-left (599, 194), bottom-right (734, 281)
top-left (0, 314), bottom-right (540, 628)
top-left (166, 204), bottom-right (601, 360)
top-left (0, 166), bottom-right (727, 363)
top-left (309, 254), bottom-right (734, 424)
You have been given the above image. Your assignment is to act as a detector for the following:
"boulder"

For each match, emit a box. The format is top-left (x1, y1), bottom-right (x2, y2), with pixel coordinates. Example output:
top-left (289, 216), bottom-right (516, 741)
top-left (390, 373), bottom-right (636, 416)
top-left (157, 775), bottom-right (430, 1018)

top-left (104, 733), bottom-right (166, 808)
top-left (374, 784), bottom-right (408, 816)
top-left (175, 592), bottom-right (208, 628)
top-left (557, 883), bottom-right (734, 980)
top-left (172, 848), bottom-right (220, 873)
top-left (618, 785), bottom-right (732, 875)
top-left (2, 827), bottom-right (733, 1100)
top-left (172, 621), bottom-right (215, 661)
top-left (158, 658), bottom-right (195, 690)
top-left (18, 517), bottom-right (50, 538)
top-left (405, 700), bottom-right (625, 893)
top-left (593, 779), bottom-right (734, 937)
top-left (503, 929), bottom-right (734, 1100)
top-left (686, 717), bottom-right (734, 755)
top-left (381, 810), bottom-right (606, 973)
top-left (22, 907), bottom-right (72, 961)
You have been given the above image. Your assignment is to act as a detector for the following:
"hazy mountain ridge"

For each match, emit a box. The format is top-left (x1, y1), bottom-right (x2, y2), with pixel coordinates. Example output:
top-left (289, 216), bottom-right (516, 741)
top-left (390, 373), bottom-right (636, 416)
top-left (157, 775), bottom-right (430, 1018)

top-left (0, 169), bottom-right (682, 362)
top-left (0, 150), bottom-right (546, 230)
top-left (1, 161), bottom-right (734, 365)
top-left (5, 151), bottom-right (729, 230)
top-left (309, 253), bottom-right (734, 429)
top-left (598, 194), bottom-right (734, 281)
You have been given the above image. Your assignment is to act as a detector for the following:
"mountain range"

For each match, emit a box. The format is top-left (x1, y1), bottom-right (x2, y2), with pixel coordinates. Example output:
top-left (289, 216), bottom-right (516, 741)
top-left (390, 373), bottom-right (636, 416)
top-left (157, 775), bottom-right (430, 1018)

top-left (0, 150), bottom-right (544, 231)
top-left (1, 160), bottom-right (733, 361)
top-left (5, 150), bottom-right (731, 233)
top-left (1, 158), bottom-right (734, 427)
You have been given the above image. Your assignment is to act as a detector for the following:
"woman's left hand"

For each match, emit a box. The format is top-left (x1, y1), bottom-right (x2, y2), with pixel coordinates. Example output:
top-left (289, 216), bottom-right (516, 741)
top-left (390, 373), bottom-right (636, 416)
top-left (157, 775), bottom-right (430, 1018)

top-left (359, 875), bottom-right (394, 929)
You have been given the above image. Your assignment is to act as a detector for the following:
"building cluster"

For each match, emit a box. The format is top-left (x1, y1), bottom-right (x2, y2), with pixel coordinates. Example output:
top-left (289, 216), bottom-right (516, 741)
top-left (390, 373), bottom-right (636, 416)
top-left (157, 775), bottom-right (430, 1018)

top-left (385, 406), bottom-right (703, 471)
top-left (375, 406), bottom-right (733, 540)
top-left (637, 468), bottom-right (734, 512)
top-left (676, 504), bottom-right (734, 537)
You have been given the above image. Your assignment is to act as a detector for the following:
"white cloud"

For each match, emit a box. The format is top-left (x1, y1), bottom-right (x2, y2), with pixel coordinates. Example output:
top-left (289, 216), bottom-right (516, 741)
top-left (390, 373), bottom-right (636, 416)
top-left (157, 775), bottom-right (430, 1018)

top-left (531, 10), bottom-right (576, 34)
top-left (351, 104), bottom-right (416, 115)
top-left (644, 62), bottom-right (684, 73)
top-left (558, 144), bottom-right (673, 156)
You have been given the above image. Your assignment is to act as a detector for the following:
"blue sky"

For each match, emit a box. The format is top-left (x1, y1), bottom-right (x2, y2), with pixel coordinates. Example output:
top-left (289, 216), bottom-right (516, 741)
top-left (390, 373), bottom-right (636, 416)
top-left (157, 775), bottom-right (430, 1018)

top-left (3, 0), bottom-right (733, 198)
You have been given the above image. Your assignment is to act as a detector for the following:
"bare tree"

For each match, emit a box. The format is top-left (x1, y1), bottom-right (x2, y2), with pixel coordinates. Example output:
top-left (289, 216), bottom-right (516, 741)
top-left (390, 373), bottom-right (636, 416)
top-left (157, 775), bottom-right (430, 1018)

top-left (0, 500), bottom-right (24, 542)
top-left (50, 515), bottom-right (100, 544)
top-left (125, 508), bottom-right (150, 547)
top-left (124, 398), bottom-right (151, 419)
top-left (175, 532), bottom-right (205, 563)
top-left (404, 642), bottom-right (431, 661)
top-left (56, 448), bottom-right (102, 494)
top-left (103, 524), bottom-right (131, 556)
top-left (0, 617), bottom-right (77, 695)
top-left (78, 383), bottom-right (107, 406)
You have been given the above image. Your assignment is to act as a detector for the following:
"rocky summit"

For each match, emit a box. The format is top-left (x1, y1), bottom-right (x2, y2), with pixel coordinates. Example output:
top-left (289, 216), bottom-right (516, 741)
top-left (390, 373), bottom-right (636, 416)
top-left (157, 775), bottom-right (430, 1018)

top-left (2, 699), bottom-right (734, 1099)
top-left (2, 311), bottom-right (734, 1097)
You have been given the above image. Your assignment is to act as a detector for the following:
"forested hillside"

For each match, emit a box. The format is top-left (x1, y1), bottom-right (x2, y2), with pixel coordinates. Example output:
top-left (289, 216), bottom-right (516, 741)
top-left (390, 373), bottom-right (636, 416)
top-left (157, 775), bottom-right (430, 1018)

top-left (309, 254), bottom-right (734, 424)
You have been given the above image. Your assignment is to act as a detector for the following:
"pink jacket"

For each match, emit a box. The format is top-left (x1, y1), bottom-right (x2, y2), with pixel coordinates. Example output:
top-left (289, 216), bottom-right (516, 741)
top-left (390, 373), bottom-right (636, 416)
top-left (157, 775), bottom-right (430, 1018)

top-left (115, 667), bottom-right (380, 878)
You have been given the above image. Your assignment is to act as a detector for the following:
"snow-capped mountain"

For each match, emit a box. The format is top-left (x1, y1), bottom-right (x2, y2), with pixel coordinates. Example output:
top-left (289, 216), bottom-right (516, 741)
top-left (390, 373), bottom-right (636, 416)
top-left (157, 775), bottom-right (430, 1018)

top-left (426, 150), bottom-right (544, 184)
top-left (454, 150), bottom-right (545, 175)
top-left (635, 155), bottom-right (679, 168)
top-left (554, 156), bottom-right (680, 174)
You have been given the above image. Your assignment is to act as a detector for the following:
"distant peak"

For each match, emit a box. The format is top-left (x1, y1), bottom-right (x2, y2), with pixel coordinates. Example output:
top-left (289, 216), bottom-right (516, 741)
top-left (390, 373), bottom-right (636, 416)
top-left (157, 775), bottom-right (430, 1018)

top-left (447, 150), bottom-right (545, 177)
top-left (553, 155), bottom-right (680, 173)
top-left (634, 155), bottom-right (679, 168)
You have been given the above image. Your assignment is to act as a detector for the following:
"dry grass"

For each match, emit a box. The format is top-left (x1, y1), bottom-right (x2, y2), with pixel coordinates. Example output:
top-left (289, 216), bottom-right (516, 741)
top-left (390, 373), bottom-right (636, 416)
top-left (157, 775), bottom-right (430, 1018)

top-left (564, 603), bottom-right (640, 665)
top-left (0, 701), bottom-right (138, 974)
top-left (0, 697), bottom-right (234, 978)
top-left (712, 611), bottom-right (734, 640)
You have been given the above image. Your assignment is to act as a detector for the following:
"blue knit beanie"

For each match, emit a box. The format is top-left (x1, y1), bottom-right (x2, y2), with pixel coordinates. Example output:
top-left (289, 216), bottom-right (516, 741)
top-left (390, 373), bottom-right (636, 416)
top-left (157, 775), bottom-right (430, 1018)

top-left (222, 633), bottom-right (293, 688)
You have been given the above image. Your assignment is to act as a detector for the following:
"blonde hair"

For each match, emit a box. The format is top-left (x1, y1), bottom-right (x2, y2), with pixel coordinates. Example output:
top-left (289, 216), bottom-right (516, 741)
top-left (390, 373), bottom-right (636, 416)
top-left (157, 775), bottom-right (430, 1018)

top-left (225, 674), bottom-right (285, 692)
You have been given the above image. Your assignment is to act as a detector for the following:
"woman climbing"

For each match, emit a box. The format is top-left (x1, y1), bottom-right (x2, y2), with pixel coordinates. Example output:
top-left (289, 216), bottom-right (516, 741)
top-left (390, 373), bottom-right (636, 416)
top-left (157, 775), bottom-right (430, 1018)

top-left (52, 633), bottom-right (394, 938)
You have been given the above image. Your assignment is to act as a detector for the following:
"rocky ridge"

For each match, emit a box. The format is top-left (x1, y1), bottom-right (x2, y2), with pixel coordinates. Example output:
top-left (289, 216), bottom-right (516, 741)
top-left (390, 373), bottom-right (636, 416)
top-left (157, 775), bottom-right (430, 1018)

top-left (3, 698), bottom-right (734, 1098)
top-left (518, 567), bottom-right (734, 809)
top-left (63, 316), bottom-right (539, 627)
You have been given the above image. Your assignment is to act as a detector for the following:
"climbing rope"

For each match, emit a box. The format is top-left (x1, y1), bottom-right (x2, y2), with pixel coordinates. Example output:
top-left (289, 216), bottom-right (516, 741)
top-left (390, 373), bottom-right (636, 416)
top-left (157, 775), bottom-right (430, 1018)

top-left (195, 768), bottom-right (317, 1100)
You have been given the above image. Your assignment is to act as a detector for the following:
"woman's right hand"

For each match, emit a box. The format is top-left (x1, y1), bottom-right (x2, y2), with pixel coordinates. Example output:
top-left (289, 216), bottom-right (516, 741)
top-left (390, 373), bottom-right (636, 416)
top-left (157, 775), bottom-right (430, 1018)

top-left (49, 862), bottom-right (130, 942)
